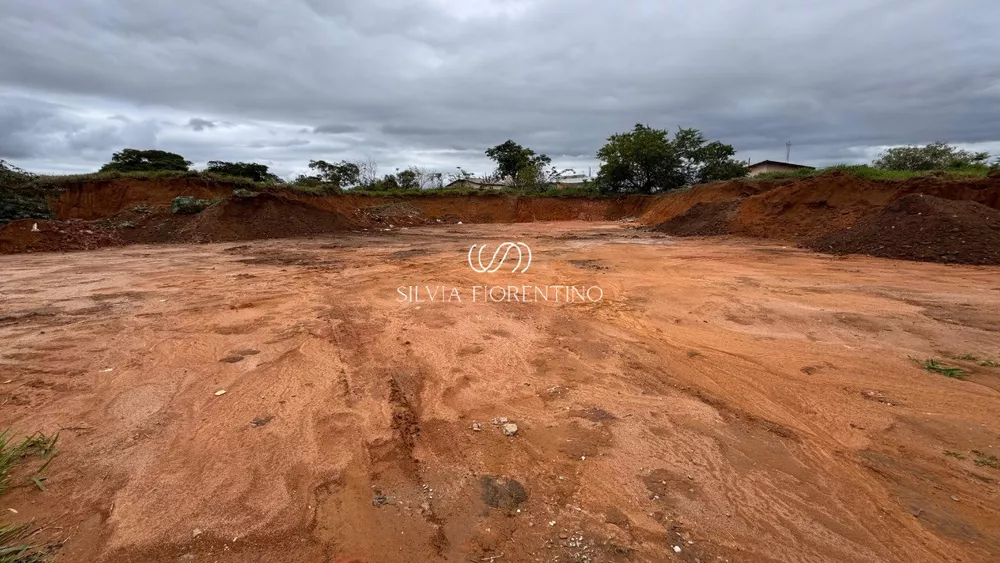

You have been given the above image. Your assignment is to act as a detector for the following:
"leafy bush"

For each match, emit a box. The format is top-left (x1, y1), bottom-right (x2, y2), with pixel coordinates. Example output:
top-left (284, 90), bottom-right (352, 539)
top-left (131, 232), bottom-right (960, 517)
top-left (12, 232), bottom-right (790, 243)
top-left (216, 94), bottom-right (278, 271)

top-left (232, 188), bottom-right (258, 199)
top-left (206, 161), bottom-right (282, 183)
top-left (171, 196), bottom-right (215, 214)
top-left (100, 149), bottom-right (191, 173)
top-left (873, 142), bottom-right (990, 171)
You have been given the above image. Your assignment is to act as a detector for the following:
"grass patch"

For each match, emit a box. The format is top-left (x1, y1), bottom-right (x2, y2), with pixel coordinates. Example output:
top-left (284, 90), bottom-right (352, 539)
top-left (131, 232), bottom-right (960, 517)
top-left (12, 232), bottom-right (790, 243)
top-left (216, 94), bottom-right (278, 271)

top-left (25, 170), bottom-right (275, 192)
top-left (0, 522), bottom-right (45, 563)
top-left (943, 450), bottom-right (967, 460)
top-left (948, 353), bottom-right (979, 361)
top-left (980, 359), bottom-right (999, 368)
top-left (911, 357), bottom-right (967, 379)
top-left (752, 164), bottom-right (993, 182)
top-left (972, 450), bottom-right (1000, 469)
top-left (0, 431), bottom-right (59, 562)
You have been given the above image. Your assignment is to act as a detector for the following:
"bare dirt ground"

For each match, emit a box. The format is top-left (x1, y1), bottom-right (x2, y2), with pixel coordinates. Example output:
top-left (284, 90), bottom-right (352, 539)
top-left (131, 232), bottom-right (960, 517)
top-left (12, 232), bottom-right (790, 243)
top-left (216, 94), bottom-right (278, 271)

top-left (2, 222), bottom-right (999, 563)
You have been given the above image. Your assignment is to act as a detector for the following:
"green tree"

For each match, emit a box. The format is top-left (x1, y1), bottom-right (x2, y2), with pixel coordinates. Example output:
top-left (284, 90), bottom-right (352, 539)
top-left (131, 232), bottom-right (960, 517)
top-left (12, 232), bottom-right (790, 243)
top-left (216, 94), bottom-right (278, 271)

top-left (396, 168), bottom-right (419, 190)
top-left (595, 125), bottom-right (746, 194)
top-left (308, 160), bottom-right (361, 188)
top-left (485, 140), bottom-right (552, 184)
top-left (100, 149), bottom-right (191, 173)
top-left (596, 124), bottom-right (683, 194)
top-left (872, 142), bottom-right (990, 171)
top-left (205, 161), bottom-right (281, 183)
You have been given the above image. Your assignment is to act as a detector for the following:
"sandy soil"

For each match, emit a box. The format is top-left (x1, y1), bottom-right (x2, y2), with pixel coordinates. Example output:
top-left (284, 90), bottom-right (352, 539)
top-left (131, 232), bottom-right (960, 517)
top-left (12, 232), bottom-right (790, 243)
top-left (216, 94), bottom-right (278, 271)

top-left (2, 222), bottom-right (999, 563)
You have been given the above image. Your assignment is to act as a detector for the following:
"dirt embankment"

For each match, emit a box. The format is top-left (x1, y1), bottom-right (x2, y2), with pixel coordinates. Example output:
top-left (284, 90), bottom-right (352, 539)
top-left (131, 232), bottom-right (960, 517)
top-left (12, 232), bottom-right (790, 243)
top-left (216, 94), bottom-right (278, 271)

top-left (1, 180), bottom-right (653, 254)
top-left (6, 173), bottom-right (1000, 264)
top-left (48, 177), bottom-right (236, 220)
top-left (647, 172), bottom-right (1000, 264)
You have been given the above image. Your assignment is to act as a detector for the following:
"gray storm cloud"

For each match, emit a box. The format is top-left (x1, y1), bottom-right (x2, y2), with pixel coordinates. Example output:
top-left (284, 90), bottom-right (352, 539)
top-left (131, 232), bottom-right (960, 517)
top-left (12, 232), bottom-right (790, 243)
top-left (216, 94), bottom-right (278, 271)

top-left (2, 0), bottom-right (998, 177)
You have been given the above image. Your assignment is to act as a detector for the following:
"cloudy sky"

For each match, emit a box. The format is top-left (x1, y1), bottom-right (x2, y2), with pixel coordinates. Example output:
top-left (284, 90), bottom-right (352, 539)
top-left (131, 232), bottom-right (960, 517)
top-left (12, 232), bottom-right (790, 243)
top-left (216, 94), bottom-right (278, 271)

top-left (2, 0), bottom-right (998, 179)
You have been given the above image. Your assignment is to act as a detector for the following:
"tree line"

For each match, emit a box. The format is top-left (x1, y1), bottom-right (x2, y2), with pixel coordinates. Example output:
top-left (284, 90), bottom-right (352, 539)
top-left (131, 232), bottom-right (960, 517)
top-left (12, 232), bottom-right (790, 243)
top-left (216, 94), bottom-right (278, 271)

top-left (89, 130), bottom-right (995, 195)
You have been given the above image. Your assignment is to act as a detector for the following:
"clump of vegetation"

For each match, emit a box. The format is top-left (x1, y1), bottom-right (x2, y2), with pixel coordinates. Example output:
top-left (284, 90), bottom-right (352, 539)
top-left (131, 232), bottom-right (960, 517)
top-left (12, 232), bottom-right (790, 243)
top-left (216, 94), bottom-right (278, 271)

top-left (1, 430), bottom-right (59, 562)
top-left (1, 521), bottom-right (46, 563)
top-left (100, 149), bottom-right (191, 173)
top-left (972, 450), bottom-right (1000, 469)
top-left (130, 204), bottom-right (151, 214)
top-left (27, 169), bottom-right (268, 190)
top-left (171, 196), bottom-right (216, 214)
top-left (595, 125), bottom-right (748, 194)
top-left (911, 357), bottom-right (967, 379)
top-left (872, 141), bottom-right (991, 171)
top-left (943, 450), bottom-right (966, 460)
top-left (948, 353), bottom-right (979, 361)
top-left (205, 161), bottom-right (281, 183)
top-left (752, 163), bottom-right (993, 181)
top-left (231, 188), bottom-right (258, 199)
top-left (0, 431), bottom-right (59, 494)
top-left (0, 160), bottom-right (52, 226)
top-left (980, 359), bottom-right (999, 368)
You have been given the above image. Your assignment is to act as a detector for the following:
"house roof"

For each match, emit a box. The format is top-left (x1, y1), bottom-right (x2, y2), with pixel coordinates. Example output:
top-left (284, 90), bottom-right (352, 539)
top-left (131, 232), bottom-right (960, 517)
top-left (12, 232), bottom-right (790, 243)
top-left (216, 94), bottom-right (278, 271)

top-left (748, 160), bottom-right (814, 170)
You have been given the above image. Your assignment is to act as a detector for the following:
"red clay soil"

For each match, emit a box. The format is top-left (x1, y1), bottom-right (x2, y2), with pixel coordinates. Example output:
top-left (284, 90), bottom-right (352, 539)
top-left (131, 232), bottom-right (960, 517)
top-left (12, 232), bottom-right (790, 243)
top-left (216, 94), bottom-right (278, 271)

top-left (48, 177), bottom-right (234, 220)
top-left (0, 219), bottom-right (122, 253)
top-left (7, 173), bottom-right (1000, 264)
top-left (644, 172), bottom-right (1000, 263)
top-left (808, 193), bottom-right (1000, 265)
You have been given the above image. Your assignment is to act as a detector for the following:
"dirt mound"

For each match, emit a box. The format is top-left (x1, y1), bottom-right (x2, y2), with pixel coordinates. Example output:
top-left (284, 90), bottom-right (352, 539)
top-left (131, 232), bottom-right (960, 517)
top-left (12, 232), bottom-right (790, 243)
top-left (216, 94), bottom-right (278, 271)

top-left (178, 193), bottom-right (360, 243)
top-left (0, 219), bottom-right (122, 253)
top-left (653, 201), bottom-right (740, 236)
top-left (359, 201), bottom-right (426, 227)
top-left (809, 194), bottom-right (1000, 264)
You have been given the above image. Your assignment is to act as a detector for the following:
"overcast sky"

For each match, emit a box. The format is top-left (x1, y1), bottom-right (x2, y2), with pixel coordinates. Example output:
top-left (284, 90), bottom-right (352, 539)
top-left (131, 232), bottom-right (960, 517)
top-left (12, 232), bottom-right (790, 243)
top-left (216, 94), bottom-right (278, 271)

top-left (2, 0), bottom-right (998, 179)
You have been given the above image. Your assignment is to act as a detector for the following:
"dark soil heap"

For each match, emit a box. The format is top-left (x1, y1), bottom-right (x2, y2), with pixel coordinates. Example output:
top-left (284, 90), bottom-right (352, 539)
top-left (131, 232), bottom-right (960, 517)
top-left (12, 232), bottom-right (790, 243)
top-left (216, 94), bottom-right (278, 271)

top-left (808, 194), bottom-right (1000, 265)
top-left (653, 201), bottom-right (740, 236)
top-left (179, 193), bottom-right (360, 243)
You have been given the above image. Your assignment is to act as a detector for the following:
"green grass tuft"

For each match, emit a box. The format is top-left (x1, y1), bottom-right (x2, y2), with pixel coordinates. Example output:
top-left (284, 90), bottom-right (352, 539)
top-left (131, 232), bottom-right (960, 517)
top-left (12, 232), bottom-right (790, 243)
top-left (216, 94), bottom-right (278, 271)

top-left (911, 357), bottom-right (967, 379)
top-left (1, 431), bottom-right (59, 562)
top-left (948, 353), bottom-right (979, 361)
top-left (980, 359), bottom-right (999, 368)
top-left (943, 450), bottom-right (967, 460)
top-left (0, 522), bottom-right (46, 563)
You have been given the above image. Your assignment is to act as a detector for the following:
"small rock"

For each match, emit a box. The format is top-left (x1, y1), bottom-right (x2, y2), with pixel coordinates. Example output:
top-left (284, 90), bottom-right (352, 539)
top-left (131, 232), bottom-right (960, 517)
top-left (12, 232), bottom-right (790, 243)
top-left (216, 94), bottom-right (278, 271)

top-left (480, 475), bottom-right (528, 511)
top-left (502, 423), bottom-right (518, 436)
top-left (493, 417), bottom-right (508, 425)
top-left (192, 529), bottom-right (203, 538)
top-left (951, 495), bottom-right (960, 502)
top-left (215, 389), bottom-right (226, 396)
top-left (673, 545), bottom-right (681, 553)
top-left (250, 415), bottom-right (273, 428)
top-left (472, 423), bottom-right (483, 432)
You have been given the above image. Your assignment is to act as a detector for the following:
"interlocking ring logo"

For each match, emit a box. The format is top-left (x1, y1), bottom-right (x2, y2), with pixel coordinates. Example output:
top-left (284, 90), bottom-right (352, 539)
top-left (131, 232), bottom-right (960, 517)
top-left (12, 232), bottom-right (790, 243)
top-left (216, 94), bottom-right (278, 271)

top-left (467, 242), bottom-right (532, 273)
